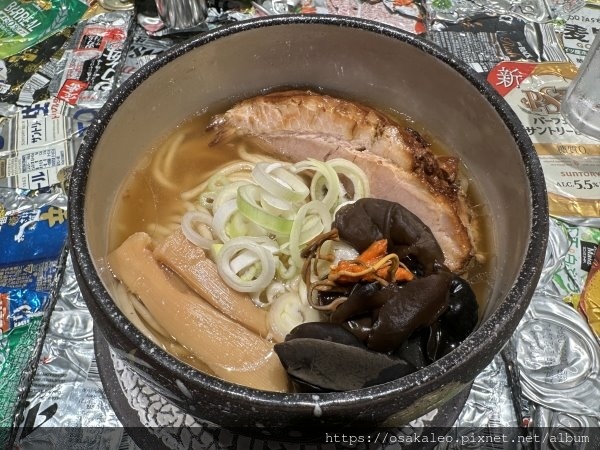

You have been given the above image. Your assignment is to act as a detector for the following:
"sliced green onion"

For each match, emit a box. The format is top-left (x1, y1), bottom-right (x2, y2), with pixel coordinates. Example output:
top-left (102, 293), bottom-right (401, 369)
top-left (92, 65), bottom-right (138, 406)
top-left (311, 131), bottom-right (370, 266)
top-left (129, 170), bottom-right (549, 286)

top-left (328, 158), bottom-right (370, 201)
top-left (237, 184), bottom-right (294, 235)
top-left (250, 281), bottom-right (286, 309)
top-left (330, 240), bottom-right (360, 264)
top-left (212, 180), bottom-right (249, 212)
top-left (294, 159), bottom-right (340, 210)
top-left (209, 243), bottom-right (223, 261)
top-left (260, 191), bottom-right (294, 216)
top-left (229, 238), bottom-right (278, 274)
top-left (199, 191), bottom-right (215, 210)
top-left (298, 214), bottom-right (326, 244)
top-left (253, 162), bottom-right (309, 202)
top-left (216, 237), bottom-right (276, 293)
top-left (212, 199), bottom-right (238, 242)
top-left (276, 260), bottom-right (299, 280)
top-left (181, 211), bottom-right (215, 249)
top-left (289, 200), bottom-right (332, 267)
top-left (267, 292), bottom-right (321, 342)
top-left (227, 211), bottom-right (250, 238)
top-left (186, 155), bottom-right (370, 311)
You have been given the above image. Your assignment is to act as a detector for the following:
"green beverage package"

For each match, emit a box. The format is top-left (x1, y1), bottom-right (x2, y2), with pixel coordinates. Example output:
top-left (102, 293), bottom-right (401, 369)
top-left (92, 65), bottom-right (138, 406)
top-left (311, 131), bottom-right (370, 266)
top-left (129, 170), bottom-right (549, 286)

top-left (0, 0), bottom-right (89, 59)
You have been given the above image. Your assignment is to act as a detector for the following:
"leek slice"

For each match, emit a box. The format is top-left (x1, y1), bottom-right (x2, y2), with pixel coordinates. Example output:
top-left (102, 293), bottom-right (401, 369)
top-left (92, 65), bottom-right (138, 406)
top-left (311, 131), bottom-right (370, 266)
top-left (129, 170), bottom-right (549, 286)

top-left (212, 199), bottom-right (238, 242)
top-left (289, 200), bottom-right (332, 267)
top-left (253, 162), bottom-right (309, 203)
top-left (328, 158), bottom-right (370, 201)
top-left (237, 184), bottom-right (294, 234)
top-left (294, 159), bottom-right (340, 210)
top-left (267, 291), bottom-right (321, 342)
top-left (181, 211), bottom-right (215, 249)
top-left (216, 237), bottom-right (276, 293)
top-left (212, 180), bottom-right (249, 212)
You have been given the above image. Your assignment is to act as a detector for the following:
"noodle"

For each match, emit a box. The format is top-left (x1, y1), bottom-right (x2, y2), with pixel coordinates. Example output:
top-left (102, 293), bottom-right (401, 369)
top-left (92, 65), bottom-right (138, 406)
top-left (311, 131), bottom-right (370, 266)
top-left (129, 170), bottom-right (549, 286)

top-left (150, 132), bottom-right (186, 190)
top-left (146, 223), bottom-right (179, 241)
top-left (130, 294), bottom-right (172, 339)
top-left (181, 160), bottom-right (254, 201)
top-left (237, 142), bottom-right (277, 164)
top-left (113, 282), bottom-right (165, 349)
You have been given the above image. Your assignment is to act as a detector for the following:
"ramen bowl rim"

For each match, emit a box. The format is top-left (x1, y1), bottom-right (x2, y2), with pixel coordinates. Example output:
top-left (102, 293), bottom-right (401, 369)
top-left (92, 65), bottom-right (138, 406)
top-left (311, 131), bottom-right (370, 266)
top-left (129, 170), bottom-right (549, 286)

top-left (68, 14), bottom-right (548, 412)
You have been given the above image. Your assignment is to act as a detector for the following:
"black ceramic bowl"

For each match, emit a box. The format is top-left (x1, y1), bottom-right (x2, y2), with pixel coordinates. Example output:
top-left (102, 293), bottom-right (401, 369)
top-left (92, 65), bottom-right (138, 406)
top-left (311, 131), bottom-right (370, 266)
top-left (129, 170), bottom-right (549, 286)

top-left (69, 15), bottom-right (548, 437)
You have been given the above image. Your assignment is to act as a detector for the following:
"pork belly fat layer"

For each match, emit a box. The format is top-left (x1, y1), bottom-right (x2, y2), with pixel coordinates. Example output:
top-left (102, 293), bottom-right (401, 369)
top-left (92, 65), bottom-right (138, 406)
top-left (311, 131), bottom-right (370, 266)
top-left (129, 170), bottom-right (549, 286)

top-left (153, 229), bottom-right (269, 337)
top-left (107, 232), bottom-right (289, 392)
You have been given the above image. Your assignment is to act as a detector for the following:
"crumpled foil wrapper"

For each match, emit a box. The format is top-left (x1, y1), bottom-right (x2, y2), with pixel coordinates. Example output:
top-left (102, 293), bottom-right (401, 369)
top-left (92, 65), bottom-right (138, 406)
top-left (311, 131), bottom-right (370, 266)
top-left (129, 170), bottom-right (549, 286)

top-left (0, 188), bottom-right (68, 449)
top-left (514, 293), bottom-right (600, 418)
top-left (532, 405), bottom-right (600, 450)
top-left (13, 255), bottom-right (124, 450)
top-left (426, 0), bottom-right (585, 24)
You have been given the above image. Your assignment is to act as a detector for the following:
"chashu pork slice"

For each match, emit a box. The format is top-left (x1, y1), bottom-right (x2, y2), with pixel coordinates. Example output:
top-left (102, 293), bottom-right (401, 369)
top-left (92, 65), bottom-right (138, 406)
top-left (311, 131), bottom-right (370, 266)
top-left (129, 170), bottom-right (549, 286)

top-left (108, 232), bottom-right (289, 392)
top-left (210, 90), bottom-right (420, 172)
top-left (208, 90), bottom-right (474, 272)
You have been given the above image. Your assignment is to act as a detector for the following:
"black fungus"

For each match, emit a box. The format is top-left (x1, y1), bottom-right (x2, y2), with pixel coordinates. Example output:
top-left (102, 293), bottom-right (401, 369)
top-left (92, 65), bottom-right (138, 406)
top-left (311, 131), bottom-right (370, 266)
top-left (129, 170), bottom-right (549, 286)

top-left (367, 272), bottom-right (452, 352)
top-left (395, 329), bottom-right (429, 370)
top-left (274, 338), bottom-right (415, 392)
top-left (333, 198), bottom-right (444, 274)
top-left (274, 198), bottom-right (480, 393)
top-left (343, 316), bottom-right (374, 343)
top-left (428, 275), bottom-right (479, 359)
top-left (286, 322), bottom-right (366, 348)
top-left (441, 275), bottom-right (479, 341)
top-left (318, 287), bottom-right (351, 306)
top-left (330, 282), bottom-right (383, 324)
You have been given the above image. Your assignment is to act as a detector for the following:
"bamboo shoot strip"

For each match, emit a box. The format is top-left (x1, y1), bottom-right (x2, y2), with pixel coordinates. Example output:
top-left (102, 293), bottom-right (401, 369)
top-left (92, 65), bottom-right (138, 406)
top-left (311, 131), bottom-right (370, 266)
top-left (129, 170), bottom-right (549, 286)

top-left (154, 230), bottom-right (269, 337)
top-left (107, 232), bottom-right (289, 392)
